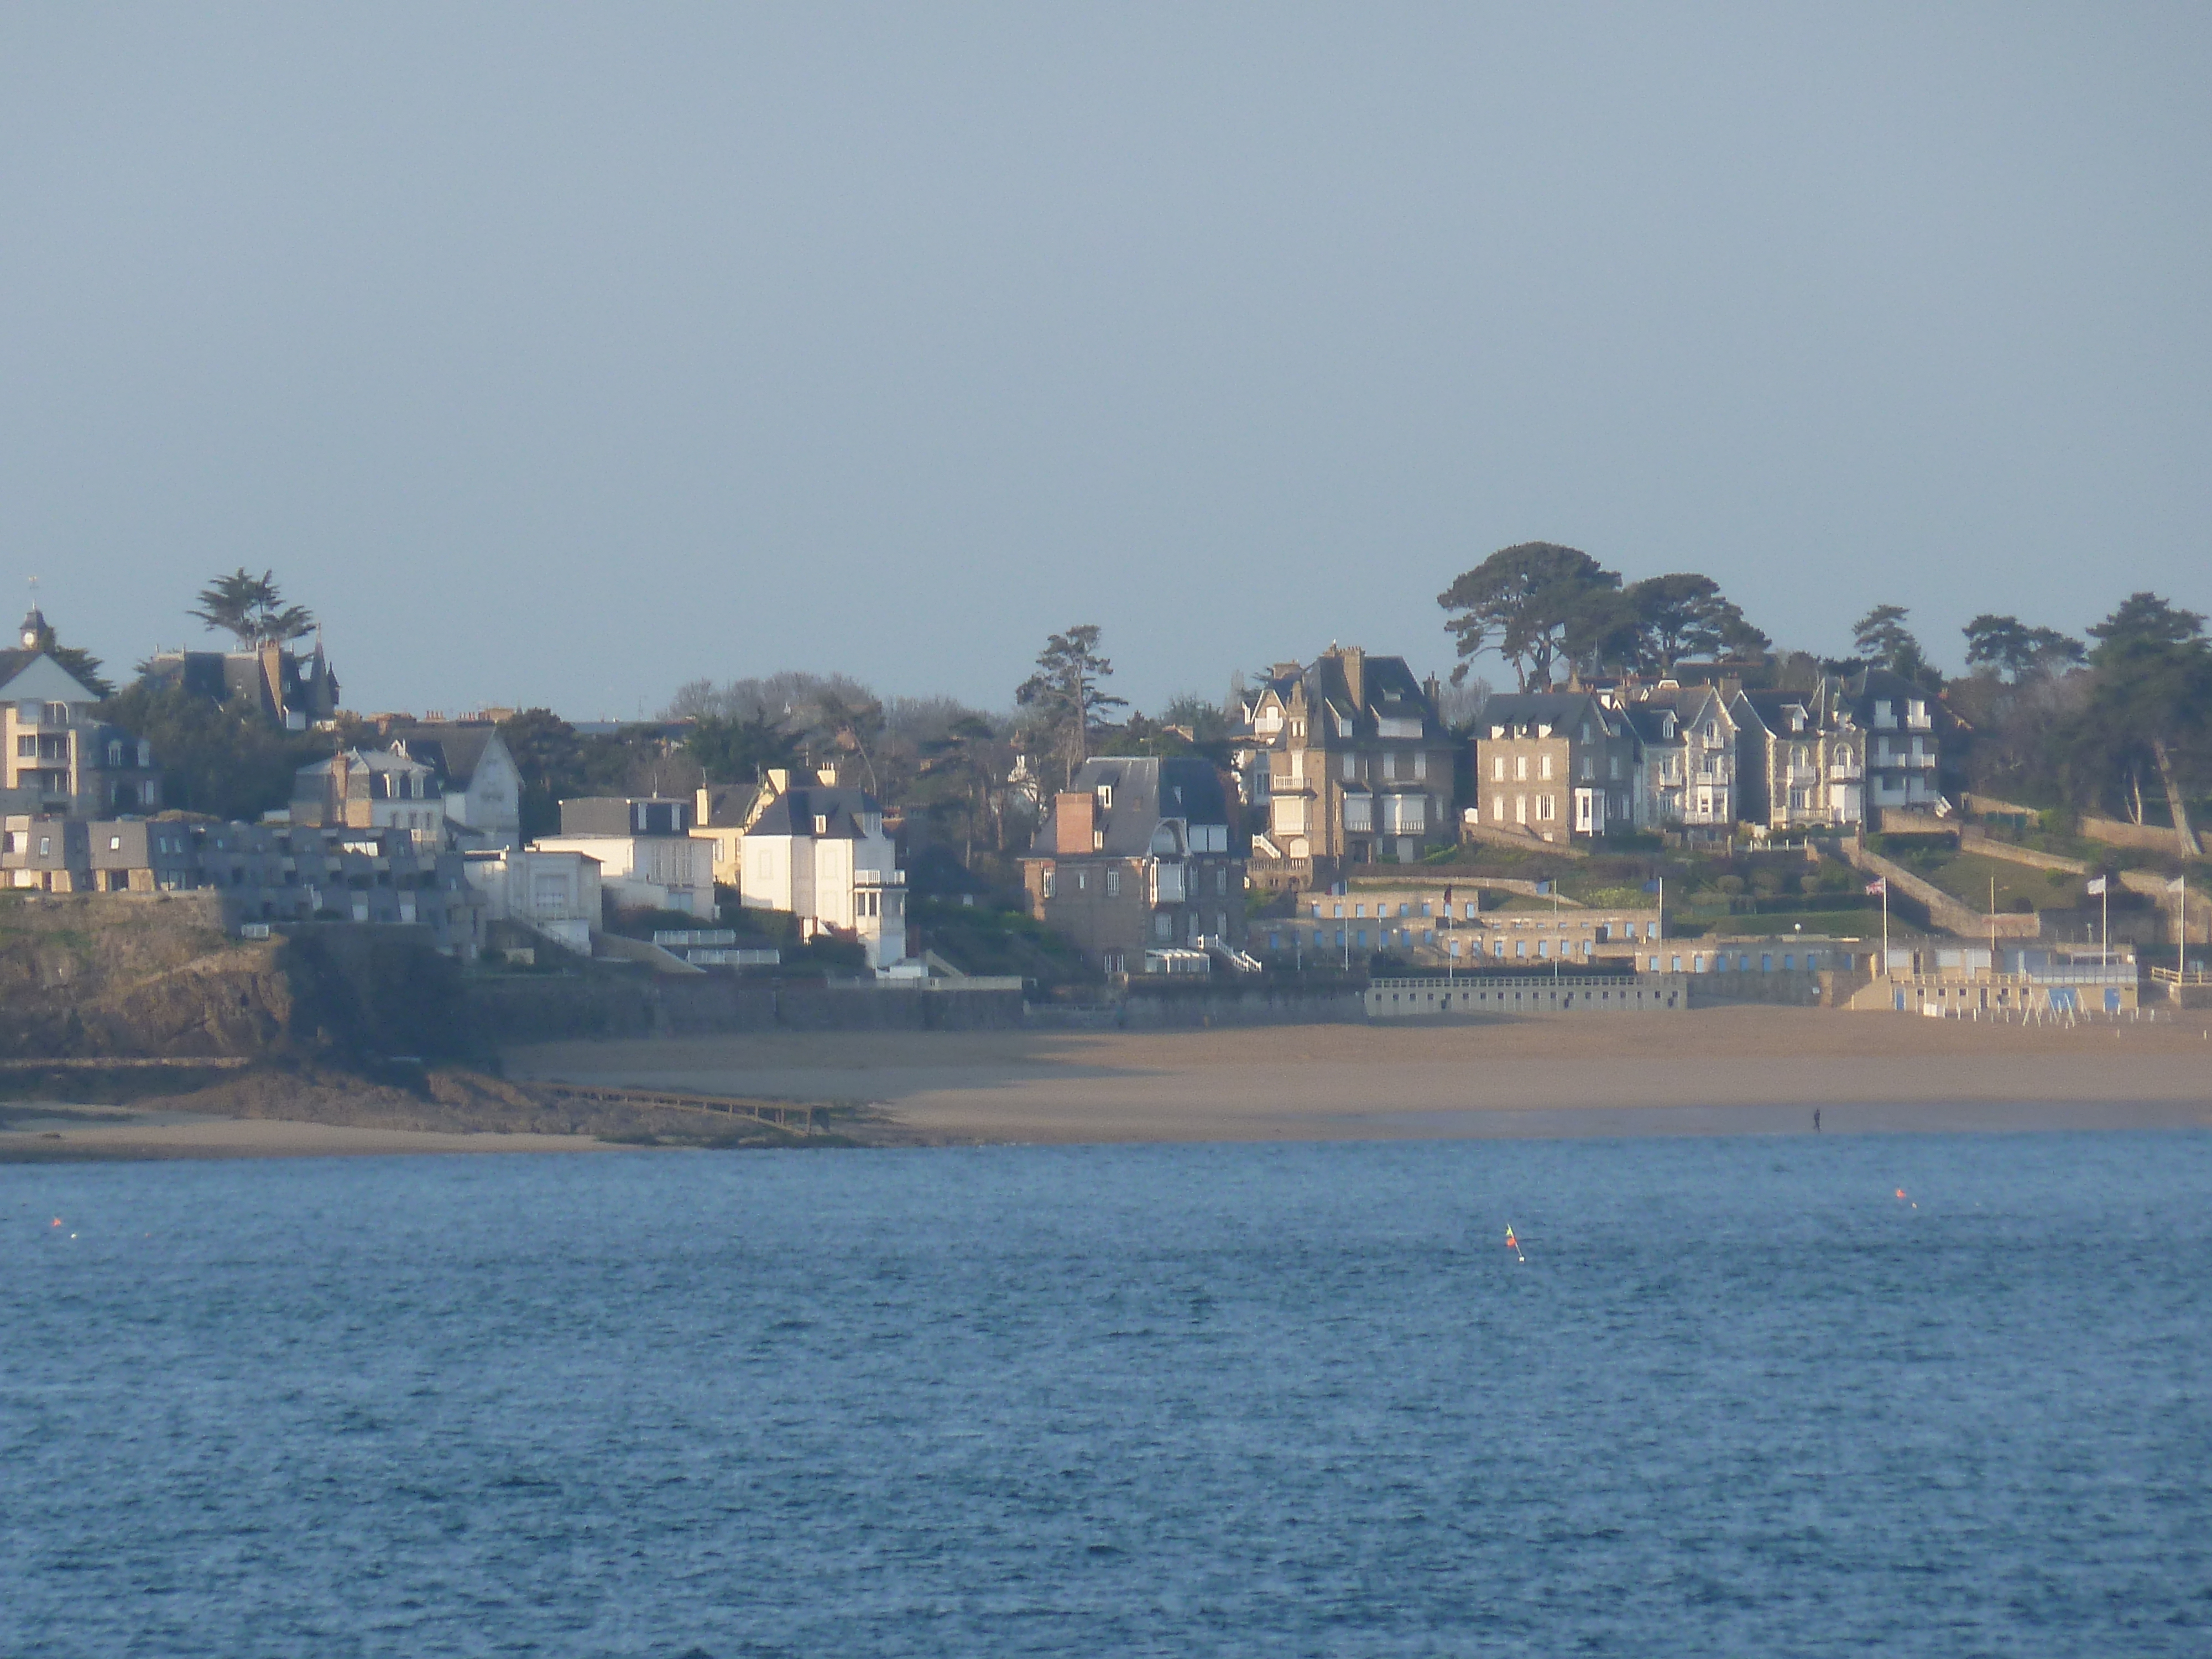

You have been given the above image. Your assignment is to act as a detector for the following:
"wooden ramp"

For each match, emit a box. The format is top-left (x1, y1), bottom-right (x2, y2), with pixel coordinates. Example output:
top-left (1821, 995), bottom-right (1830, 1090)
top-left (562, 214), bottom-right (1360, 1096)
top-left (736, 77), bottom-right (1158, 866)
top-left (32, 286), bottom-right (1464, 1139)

top-left (528, 1081), bottom-right (820, 1134)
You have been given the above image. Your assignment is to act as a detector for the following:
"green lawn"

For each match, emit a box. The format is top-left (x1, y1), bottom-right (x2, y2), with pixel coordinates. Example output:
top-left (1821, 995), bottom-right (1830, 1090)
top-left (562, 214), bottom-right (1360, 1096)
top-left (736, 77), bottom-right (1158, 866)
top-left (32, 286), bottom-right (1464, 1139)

top-left (1896, 849), bottom-right (2083, 914)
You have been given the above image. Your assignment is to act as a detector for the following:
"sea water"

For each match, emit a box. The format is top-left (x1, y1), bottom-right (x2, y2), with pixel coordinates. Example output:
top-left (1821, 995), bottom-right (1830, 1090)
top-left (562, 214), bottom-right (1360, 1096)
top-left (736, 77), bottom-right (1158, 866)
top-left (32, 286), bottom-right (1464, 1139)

top-left (3, 1132), bottom-right (2208, 1657)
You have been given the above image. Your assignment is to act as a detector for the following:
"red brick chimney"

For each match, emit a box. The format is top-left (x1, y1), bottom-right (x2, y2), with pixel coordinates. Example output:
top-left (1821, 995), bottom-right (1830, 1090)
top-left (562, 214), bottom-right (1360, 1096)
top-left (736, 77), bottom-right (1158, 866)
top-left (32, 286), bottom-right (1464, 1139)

top-left (1055, 791), bottom-right (1096, 855)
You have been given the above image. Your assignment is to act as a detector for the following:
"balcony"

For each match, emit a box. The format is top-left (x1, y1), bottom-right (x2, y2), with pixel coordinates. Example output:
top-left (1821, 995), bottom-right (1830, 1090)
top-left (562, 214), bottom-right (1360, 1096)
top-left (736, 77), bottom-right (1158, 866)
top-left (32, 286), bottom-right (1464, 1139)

top-left (1828, 762), bottom-right (1863, 781)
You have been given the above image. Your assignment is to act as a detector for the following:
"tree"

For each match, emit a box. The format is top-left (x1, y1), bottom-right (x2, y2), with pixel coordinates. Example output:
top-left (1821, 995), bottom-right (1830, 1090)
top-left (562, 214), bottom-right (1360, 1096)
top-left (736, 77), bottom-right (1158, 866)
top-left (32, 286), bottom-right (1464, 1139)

top-left (916, 713), bottom-right (1008, 865)
top-left (189, 569), bottom-right (316, 649)
top-left (1962, 615), bottom-right (2085, 681)
top-left (1438, 543), bottom-right (1620, 690)
top-left (1623, 573), bottom-right (1765, 674)
top-left (2073, 593), bottom-right (2211, 851)
top-left (805, 684), bottom-right (886, 794)
top-left (98, 681), bottom-right (328, 822)
top-left (1850, 604), bottom-right (1935, 684)
top-left (684, 712), bottom-right (804, 785)
top-left (1015, 624), bottom-right (1126, 791)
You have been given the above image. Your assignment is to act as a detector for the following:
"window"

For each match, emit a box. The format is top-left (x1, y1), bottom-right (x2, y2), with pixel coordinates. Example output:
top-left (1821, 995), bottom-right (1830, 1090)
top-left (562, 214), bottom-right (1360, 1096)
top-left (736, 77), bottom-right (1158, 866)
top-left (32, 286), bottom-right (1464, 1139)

top-left (39, 837), bottom-right (51, 855)
top-left (1383, 751), bottom-right (1398, 781)
top-left (1493, 795), bottom-right (1506, 821)
top-left (1215, 867), bottom-right (1228, 895)
top-left (1515, 754), bottom-right (1528, 781)
top-left (110, 836), bottom-right (122, 851)
top-left (1075, 870), bottom-right (1086, 891)
top-left (1413, 752), bottom-right (1428, 780)
top-left (108, 743), bottom-right (123, 768)
top-left (1332, 902), bottom-right (1343, 918)
top-left (1155, 914), bottom-right (1171, 940)
top-left (1042, 869), bottom-right (1056, 898)
top-left (1492, 755), bottom-right (1506, 781)
top-left (1354, 902), bottom-right (1364, 916)
top-left (1609, 755), bottom-right (1621, 781)
top-left (1540, 754), bottom-right (1554, 781)
top-left (1536, 795), bottom-right (1556, 822)
top-left (1095, 784), bottom-right (1113, 809)
top-left (14, 736), bottom-right (31, 757)
top-left (1105, 868), bottom-right (1121, 898)
top-left (1340, 753), bottom-right (1355, 781)
top-left (1579, 755), bottom-right (1593, 780)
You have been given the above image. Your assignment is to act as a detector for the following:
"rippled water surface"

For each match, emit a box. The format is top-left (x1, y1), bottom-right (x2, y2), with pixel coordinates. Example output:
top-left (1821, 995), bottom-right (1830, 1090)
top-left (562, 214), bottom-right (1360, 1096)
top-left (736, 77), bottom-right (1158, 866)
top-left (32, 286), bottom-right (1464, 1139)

top-left (4, 1132), bottom-right (2209, 1656)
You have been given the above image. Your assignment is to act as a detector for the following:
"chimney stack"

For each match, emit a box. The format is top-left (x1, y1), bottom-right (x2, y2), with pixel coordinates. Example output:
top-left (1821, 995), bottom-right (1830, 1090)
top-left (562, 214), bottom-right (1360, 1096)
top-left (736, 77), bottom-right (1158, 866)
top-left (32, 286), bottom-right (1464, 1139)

top-left (1054, 791), bottom-right (1097, 855)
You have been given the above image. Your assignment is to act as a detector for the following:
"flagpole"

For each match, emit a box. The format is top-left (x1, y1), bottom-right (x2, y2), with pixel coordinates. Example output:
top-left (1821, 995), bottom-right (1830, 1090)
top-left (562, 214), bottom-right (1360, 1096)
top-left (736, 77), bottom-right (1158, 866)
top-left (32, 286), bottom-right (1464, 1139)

top-left (1882, 878), bottom-right (1890, 978)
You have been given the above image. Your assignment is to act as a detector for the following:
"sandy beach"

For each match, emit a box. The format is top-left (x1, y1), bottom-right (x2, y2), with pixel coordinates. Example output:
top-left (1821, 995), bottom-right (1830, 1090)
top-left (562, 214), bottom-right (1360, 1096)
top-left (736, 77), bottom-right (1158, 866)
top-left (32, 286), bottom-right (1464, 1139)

top-left (0, 1104), bottom-right (623, 1161)
top-left (506, 1007), bottom-right (2212, 1145)
top-left (6, 1008), bottom-right (2205, 1159)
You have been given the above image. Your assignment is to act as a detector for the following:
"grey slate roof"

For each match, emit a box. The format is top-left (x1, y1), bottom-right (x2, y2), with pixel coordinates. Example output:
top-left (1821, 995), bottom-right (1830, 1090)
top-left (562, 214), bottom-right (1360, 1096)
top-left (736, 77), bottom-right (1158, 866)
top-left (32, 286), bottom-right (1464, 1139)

top-left (394, 724), bottom-right (498, 787)
top-left (749, 785), bottom-right (883, 840)
top-left (1026, 756), bottom-right (1231, 857)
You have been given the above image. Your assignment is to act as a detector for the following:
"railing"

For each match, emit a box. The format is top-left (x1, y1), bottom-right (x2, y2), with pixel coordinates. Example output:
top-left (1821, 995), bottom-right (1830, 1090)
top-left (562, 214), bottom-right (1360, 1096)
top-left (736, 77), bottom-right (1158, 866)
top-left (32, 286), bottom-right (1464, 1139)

top-left (2150, 967), bottom-right (2212, 985)
top-left (1374, 974), bottom-right (1648, 990)
top-left (530, 1081), bottom-right (818, 1133)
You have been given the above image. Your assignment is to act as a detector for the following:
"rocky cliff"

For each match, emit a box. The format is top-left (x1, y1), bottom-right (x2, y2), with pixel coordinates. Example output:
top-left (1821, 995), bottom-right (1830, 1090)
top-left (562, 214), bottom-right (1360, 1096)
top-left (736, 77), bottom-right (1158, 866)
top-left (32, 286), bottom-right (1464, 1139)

top-left (0, 891), bottom-right (471, 1062)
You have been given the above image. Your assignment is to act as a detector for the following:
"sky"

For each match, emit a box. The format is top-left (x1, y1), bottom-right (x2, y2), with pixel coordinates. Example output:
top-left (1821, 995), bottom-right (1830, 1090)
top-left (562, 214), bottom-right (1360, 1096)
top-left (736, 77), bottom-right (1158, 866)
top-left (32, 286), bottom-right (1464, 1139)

top-left (3, 4), bottom-right (2208, 719)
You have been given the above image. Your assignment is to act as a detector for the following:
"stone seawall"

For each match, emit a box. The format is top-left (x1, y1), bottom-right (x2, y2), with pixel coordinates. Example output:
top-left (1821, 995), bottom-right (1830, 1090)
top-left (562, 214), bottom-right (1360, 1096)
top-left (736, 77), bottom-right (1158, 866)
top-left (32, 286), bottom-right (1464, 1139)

top-left (1022, 987), bottom-right (1363, 1026)
top-left (468, 975), bottom-right (1026, 1042)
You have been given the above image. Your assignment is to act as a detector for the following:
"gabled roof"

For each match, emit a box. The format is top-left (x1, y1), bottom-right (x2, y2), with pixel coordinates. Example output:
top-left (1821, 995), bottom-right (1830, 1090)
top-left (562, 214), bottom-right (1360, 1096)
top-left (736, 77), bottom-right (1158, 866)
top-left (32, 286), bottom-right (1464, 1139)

top-left (1624, 705), bottom-right (1681, 744)
top-left (394, 723), bottom-right (507, 787)
top-left (0, 654), bottom-right (101, 705)
top-left (749, 785), bottom-right (884, 840)
top-left (697, 782), bottom-right (760, 828)
top-left (1480, 691), bottom-right (1622, 738)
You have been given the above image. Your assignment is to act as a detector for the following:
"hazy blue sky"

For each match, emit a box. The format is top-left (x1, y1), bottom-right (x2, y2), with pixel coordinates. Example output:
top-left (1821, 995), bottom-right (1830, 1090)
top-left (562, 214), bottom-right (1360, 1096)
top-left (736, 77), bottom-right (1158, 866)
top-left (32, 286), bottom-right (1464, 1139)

top-left (4, 5), bottom-right (2207, 717)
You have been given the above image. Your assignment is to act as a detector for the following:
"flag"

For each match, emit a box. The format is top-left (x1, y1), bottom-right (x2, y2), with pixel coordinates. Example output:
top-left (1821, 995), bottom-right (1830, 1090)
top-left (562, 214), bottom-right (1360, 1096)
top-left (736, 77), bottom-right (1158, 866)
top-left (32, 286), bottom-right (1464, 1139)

top-left (2171, 877), bottom-right (2187, 894)
top-left (1535, 880), bottom-right (1552, 895)
top-left (1864, 878), bottom-right (1886, 896)
top-left (1642, 878), bottom-right (1661, 893)
top-left (1504, 1228), bottom-right (1518, 1251)
top-left (2086, 875), bottom-right (2109, 895)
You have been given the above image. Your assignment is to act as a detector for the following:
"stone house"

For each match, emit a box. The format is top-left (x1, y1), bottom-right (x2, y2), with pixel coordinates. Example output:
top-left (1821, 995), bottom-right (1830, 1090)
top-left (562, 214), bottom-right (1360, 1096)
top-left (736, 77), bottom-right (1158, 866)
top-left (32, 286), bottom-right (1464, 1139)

top-left (1238, 645), bottom-right (1458, 889)
top-left (1730, 681), bottom-right (1866, 833)
top-left (1473, 692), bottom-right (1640, 842)
top-left (290, 747), bottom-right (447, 847)
top-left (138, 636), bottom-right (341, 731)
top-left (1623, 683), bottom-right (1738, 832)
top-left (1020, 755), bottom-right (1245, 974)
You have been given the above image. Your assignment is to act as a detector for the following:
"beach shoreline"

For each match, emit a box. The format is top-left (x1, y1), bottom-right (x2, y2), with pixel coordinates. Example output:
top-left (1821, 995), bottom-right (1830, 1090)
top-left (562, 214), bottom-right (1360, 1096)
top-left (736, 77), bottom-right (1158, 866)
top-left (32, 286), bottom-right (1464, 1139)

top-left (5, 1008), bottom-right (2208, 1160)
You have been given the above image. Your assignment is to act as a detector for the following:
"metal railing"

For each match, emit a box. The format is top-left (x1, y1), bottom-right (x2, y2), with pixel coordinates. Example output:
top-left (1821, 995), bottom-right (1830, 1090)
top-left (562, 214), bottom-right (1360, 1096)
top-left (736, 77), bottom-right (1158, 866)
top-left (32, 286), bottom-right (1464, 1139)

top-left (2150, 967), bottom-right (2212, 985)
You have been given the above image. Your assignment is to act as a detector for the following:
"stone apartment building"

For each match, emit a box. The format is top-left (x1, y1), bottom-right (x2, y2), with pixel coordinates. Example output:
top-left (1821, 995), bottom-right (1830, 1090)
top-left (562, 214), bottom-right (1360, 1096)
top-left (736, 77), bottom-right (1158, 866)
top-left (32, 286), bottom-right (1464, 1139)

top-left (1623, 683), bottom-right (1738, 833)
top-left (1239, 645), bottom-right (1458, 889)
top-left (1020, 755), bottom-right (1245, 974)
top-left (1474, 692), bottom-right (1640, 843)
top-left (1730, 680), bottom-right (1867, 833)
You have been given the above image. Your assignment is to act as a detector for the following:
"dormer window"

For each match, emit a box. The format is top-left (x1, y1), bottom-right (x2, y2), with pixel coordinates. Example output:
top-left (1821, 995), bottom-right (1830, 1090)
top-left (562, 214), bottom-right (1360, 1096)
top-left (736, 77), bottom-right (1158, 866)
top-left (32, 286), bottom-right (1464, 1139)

top-left (44, 703), bottom-right (67, 727)
top-left (1095, 784), bottom-right (1113, 810)
top-left (813, 815), bottom-right (829, 836)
